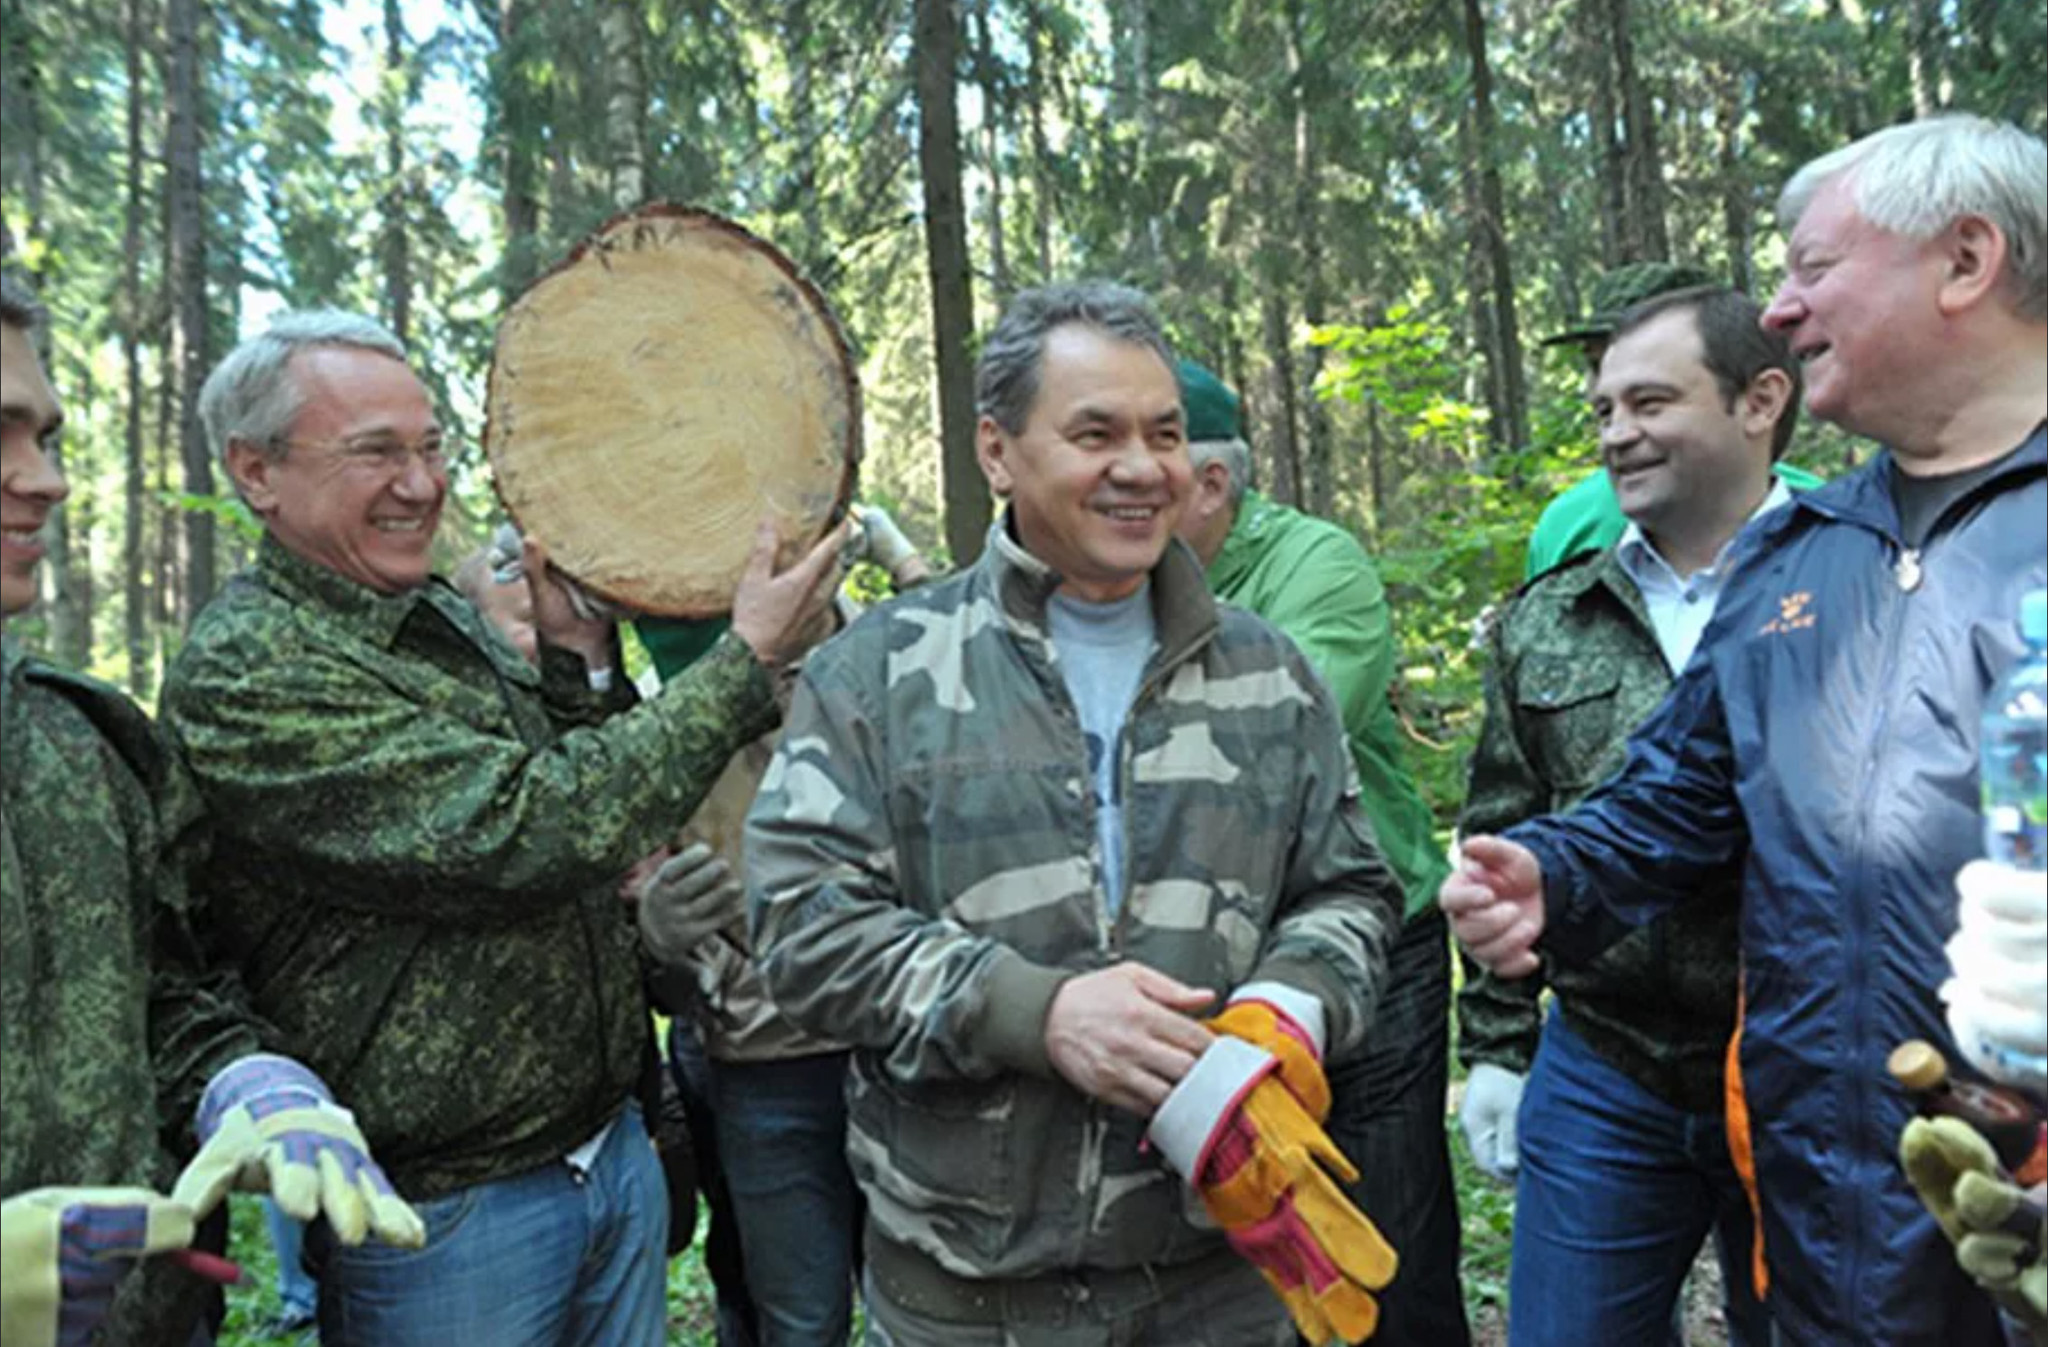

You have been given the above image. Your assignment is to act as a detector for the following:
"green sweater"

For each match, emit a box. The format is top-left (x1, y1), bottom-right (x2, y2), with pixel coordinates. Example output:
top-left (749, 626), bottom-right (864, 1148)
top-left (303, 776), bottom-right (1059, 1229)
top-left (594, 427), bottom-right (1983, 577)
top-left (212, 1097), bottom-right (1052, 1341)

top-left (1208, 492), bottom-right (1448, 917)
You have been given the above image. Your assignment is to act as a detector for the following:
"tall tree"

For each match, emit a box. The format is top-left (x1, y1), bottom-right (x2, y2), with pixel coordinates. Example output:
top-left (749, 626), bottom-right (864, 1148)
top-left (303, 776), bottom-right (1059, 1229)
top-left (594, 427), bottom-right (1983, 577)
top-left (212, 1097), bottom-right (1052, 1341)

top-left (382, 0), bottom-right (414, 344)
top-left (165, 0), bottom-right (213, 620)
top-left (914, 0), bottom-right (985, 564)
top-left (601, 0), bottom-right (644, 212)
top-left (123, 0), bottom-right (151, 692)
top-left (1461, 0), bottom-right (1528, 452)
top-left (496, 0), bottom-right (541, 304)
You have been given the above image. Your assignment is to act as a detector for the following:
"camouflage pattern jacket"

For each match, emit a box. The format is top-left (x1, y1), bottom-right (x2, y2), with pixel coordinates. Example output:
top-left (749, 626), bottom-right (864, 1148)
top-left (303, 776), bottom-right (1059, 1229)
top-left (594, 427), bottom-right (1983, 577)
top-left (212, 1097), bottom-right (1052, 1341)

top-left (746, 519), bottom-right (1402, 1280)
top-left (1, 636), bottom-right (262, 1343)
top-left (1456, 547), bottom-right (1740, 1114)
top-left (162, 537), bottom-right (777, 1199)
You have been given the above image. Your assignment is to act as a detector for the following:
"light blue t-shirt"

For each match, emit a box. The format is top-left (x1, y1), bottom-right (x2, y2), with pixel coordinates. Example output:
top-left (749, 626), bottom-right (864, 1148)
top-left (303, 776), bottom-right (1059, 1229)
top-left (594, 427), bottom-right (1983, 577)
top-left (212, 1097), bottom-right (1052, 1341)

top-left (1046, 582), bottom-right (1156, 917)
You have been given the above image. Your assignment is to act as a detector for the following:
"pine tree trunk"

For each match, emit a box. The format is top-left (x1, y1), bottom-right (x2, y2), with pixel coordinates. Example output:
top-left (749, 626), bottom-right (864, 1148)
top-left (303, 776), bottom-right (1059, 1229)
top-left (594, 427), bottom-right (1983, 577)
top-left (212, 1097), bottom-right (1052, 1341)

top-left (602, 0), bottom-right (645, 212)
top-left (1606, 0), bottom-right (1670, 260)
top-left (1023, 0), bottom-right (1054, 277)
top-left (1584, 0), bottom-right (1626, 269)
top-left (124, 0), bottom-right (151, 692)
top-left (1260, 285), bottom-right (1303, 508)
top-left (1284, 0), bottom-right (1333, 516)
top-left (498, 0), bottom-right (542, 304)
top-left (382, 0), bottom-right (413, 345)
top-left (165, 0), bottom-right (214, 621)
top-left (1464, 0), bottom-right (1528, 454)
top-left (972, 0), bottom-right (1010, 302)
top-left (915, 0), bottom-right (987, 565)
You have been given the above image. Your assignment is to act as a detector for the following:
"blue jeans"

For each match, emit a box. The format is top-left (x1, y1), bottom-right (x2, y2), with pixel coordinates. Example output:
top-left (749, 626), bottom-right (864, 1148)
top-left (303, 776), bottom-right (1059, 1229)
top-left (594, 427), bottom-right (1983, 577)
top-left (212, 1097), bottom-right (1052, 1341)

top-left (709, 1051), bottom-right (863, 1347)
top-left (262, 1198), bottom-right (317, 1322)
top-left (306, 1102), bottom-right (667, 1347)
top-left (669, 1027), bottom-right (761, 1347)
top-left (1509, 1012), bottom-right (1770, 1347)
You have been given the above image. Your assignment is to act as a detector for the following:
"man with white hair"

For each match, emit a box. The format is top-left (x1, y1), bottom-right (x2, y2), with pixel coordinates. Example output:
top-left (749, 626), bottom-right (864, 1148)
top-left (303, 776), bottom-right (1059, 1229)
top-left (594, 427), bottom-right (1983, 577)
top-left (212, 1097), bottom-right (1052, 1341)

top-left (158, 309), bottom-right (843, 1346)
top-left (1442, 114), bottom-right (2047, 1344)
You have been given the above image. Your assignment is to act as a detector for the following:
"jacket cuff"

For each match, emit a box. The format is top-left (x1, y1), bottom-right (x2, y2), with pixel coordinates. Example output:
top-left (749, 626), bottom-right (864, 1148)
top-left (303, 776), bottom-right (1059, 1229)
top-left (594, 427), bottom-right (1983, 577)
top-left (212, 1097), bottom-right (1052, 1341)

top-left (976, 950), bottom-right (1075, 1077)
top-left (1243, 956), bottom-right (1349, 1052)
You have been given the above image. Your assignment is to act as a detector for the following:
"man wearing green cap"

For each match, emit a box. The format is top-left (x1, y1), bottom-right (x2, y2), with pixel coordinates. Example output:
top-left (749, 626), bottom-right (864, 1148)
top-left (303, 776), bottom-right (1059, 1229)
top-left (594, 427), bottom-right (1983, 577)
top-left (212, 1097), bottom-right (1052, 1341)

top-left (1174, 359), bottom-right (1470, 1347)
top-left (1526, 263), bottom-right (1823, 578)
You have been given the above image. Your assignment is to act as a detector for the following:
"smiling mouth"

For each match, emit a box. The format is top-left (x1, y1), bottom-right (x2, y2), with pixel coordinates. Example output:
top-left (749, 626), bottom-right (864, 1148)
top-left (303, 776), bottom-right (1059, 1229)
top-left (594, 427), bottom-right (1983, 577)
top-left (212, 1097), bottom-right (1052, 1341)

top-left (1608, 458), bottom-right (1666, 479)
top-left (1096, 504), bottom-right (1164, 522)
top-left (372, 517), bottom-right (432, 535)
top-left (1, 525), bottom-right (47, 548)
top-left (1795, 342), bottom-right (1831, 366)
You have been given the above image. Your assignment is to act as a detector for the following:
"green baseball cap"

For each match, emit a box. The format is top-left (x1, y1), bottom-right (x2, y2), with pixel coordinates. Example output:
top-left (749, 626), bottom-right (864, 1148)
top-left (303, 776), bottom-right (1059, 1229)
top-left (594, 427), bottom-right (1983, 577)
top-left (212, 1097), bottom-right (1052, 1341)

top-left (1541, 261), bottom-right (1716, 347)
top-left (1178, 358), bottom-right (1243, 442)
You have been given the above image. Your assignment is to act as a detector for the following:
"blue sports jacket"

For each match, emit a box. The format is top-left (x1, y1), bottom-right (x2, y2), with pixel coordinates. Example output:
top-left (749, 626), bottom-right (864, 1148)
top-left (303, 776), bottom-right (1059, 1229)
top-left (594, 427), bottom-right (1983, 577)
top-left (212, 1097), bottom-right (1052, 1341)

top-left (1513, 425), bottom-right (2046, 1345)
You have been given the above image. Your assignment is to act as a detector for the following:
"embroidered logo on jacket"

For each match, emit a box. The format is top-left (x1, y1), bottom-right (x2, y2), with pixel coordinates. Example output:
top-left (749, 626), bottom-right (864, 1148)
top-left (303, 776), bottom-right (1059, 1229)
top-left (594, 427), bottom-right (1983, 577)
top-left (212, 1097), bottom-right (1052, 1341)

top-left (1759, 591), bottom-right (1816, 637)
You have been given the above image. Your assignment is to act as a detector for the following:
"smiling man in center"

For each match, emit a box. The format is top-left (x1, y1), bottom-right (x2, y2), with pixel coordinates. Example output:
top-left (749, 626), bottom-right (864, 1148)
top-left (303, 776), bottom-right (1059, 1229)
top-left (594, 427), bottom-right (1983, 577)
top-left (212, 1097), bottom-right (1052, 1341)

top-left (747, 280), bottom-right (1407, 1346)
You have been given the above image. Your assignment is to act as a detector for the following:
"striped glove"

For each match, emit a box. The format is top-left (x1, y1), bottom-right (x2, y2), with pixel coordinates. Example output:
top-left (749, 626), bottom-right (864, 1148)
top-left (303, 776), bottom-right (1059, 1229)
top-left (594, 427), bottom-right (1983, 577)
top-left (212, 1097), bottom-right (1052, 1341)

top-left (0, 1187), bottom-right (206, 1347)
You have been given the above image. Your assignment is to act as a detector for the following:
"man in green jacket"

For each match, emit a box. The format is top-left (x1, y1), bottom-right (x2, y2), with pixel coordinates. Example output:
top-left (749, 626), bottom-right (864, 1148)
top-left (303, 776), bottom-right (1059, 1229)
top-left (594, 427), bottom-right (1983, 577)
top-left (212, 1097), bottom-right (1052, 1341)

top-left (159, 308), bottom-right (842, 1347)
top-left (1172, 360), bottom-right (1468, 1347)
top-left (1525, 263), bottom-right (1824, 578)
top-left (1457, 285), bottom-right (1799, 1344)
top-left (2, 277), bottom-right (420, 1347)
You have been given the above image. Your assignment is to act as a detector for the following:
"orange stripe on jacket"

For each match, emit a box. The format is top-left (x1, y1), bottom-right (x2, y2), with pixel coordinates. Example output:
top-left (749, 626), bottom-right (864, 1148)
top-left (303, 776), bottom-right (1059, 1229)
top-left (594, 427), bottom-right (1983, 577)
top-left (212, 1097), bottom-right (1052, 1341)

top-left (1724, 968), bottom-right (1769, 1299)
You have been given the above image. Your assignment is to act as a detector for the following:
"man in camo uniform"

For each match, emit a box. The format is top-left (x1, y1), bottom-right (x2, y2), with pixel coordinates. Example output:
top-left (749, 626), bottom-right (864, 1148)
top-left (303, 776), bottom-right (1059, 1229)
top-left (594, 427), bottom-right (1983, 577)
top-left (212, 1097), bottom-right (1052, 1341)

top-left (746, 281), bottom-right (1405, 1346)
top-left (1456, 285), bottom-right (1800, 1344)
top-left (158, 308), bottom-right (841, 1347)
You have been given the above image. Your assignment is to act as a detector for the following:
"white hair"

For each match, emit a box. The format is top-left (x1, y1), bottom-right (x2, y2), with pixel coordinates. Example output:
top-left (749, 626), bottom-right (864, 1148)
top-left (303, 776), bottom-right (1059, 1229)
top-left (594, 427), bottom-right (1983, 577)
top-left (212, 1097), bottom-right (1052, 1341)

top-left (198, 309), bottom-right (408, 473)
top-left (1778, 114), bottom-right (2047, 321)
top-left (1186, 436), bottom-right (1254, 507)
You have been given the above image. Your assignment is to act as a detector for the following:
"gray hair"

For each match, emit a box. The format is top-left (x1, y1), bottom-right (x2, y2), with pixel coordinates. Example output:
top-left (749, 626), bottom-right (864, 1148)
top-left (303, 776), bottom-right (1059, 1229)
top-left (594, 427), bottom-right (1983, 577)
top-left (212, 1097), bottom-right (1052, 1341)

top-left (0, 272), bottom-right (47, 336)
top-left (974, 281), bottom-right (1176, 434)
top-left (199, 308), bottom-right (408, 472)
top-left (1777, 114), bottom-right (2048, 321)
top-left (1186, 436), bottom-right (1254, 507)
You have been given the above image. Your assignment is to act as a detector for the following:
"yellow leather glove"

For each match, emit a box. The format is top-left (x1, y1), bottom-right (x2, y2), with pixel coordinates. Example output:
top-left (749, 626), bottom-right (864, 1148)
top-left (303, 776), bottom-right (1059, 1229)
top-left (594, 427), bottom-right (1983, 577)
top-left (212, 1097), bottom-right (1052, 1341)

top-left (1150, 1036), bottom-right (1397, 1345)
top-left (1207, 1000), bottom-right (1331, 1121)
top-left (1, 1186), bottom-right (207, 1347)
top-left (188, 1054), bottom-right (425, 1249)
top-left (1901, 1115), bottom-right (2047, 1338)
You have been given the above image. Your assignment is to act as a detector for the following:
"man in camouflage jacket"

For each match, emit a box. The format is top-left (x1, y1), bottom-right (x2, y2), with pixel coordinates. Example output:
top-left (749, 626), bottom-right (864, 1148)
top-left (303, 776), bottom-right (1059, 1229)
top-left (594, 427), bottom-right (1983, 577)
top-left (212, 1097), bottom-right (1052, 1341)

top-left (158, 308), bottom-right (840, 1347)
top-left (3, 279), bottom-right (421, 1345)
top-left (1456, 286), bottom-right (1801, 1345)
top-left (747, 282), bottom-right (1403, 1346)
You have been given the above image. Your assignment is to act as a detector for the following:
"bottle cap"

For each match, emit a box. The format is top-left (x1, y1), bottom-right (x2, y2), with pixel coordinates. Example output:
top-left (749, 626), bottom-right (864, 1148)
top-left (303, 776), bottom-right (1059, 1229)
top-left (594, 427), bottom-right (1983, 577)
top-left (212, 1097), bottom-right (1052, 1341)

top-left (2021, 588), bottom-right (2047, 646)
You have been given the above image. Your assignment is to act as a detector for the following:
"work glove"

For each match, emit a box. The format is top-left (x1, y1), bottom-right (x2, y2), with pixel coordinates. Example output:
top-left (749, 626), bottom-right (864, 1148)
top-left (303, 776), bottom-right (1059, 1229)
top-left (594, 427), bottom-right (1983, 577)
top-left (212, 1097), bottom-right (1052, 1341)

top-left (1459, 1063), bottom-right (1526, 1183)
top-left (635, 842), bottom-right (744, 964)
top-left (489, 521), bottom-right (625, 623)
top-left (1944, 860), bottom-right (2048, 1096)
top-left (1901, 1115), bottom-right (2048, 1340)
top-left (0, 1184), bottom-right (228, 1347)
top-left (847, 504), bottom-right (929, 588)
top-left (1150, 992), bottom-right (1396, 1345)
top-left (187, 1054), bottom-right (425, 1251)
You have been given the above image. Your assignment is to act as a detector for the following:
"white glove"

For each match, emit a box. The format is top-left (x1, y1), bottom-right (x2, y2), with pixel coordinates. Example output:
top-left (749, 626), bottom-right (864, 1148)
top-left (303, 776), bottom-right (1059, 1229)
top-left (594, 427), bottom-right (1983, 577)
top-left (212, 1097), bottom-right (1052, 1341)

top-left (1943, 860), bottom-right (2048, 1094)
top-left (635, 843), bottom-right (744, 964)
top-left (1460, 1063), bottom-right (1526, 1182)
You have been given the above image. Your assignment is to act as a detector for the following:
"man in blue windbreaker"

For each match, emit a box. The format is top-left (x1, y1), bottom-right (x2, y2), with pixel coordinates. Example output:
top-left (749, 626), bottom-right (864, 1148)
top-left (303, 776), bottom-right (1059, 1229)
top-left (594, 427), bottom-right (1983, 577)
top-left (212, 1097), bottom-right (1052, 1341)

top-left (1443, 113), bottom-right (2047, 1345)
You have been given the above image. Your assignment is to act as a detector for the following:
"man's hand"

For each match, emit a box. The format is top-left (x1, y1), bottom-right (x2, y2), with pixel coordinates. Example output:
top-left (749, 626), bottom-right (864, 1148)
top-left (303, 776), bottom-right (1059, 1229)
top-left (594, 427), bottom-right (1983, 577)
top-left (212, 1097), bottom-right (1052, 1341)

top-left (187, 1055), bottom-right (425, 1251)
top-left (632, 841), bottom-right (744, 963)
top-left (1, 1187), bottom-right (212, 1347)
top-left (1440, 836), bottom-right (1545, 978)
top-left (1459, 1063), bottom-right (1526, 1183)
top-left (1044, 963), bottom-right (1215, 1115)
top-left (521, 537), bottom-right (615, 671)
top-left (730, 518), bottom-right (848, 672)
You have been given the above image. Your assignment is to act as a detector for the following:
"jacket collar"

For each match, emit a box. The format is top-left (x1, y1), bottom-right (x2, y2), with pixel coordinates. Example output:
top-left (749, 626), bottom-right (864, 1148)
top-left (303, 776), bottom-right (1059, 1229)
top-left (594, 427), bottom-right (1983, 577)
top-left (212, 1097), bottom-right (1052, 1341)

top-left (1546, 545), bottom-right (1654, 633)
top-left (978, 510), bottom-right (1219, 672)
top-left (254, 532), bottom-right (440, 651)
top-left (1208, 490), bottom-right (1285, 595)
top-left (1783, 421), bottom-right (2046, 542)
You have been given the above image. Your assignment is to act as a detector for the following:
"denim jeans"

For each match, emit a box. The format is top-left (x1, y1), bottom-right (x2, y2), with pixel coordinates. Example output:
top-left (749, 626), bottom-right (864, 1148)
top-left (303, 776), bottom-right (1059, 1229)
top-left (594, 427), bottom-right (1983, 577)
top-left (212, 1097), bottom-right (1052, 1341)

top-left (306, 1101), bottom-right (667, 1347)
top-left (1320, 906), bottom-right (1470, 1347)
top-left (669, 1026), bottom-right (762, 1347)
top-left (262, 1197), bottom-right (317, 1322)
top-left (708, 1051), bottom-right (864, 1347)
top-left (1508, 1011), bottom-right (1770, 1347)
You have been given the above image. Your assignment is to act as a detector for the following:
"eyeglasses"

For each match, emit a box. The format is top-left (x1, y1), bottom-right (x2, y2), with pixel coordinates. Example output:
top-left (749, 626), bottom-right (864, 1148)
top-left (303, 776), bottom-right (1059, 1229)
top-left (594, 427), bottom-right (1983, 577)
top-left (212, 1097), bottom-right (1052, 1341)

top-left (273, 433), bottom-right (453, 474)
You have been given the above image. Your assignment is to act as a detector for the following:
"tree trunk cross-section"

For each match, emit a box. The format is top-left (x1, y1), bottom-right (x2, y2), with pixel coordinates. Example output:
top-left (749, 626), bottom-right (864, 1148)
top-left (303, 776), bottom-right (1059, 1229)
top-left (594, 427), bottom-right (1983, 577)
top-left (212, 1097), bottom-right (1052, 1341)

top-left (486, 205), bottom-right (862, 617)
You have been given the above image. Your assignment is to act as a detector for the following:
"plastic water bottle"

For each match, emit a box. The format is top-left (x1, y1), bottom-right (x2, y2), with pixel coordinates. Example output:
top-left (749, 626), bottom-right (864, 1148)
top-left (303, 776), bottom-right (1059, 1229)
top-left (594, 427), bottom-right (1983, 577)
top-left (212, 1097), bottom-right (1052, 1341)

top-left (1983, 589), bottom-right (2048, 869)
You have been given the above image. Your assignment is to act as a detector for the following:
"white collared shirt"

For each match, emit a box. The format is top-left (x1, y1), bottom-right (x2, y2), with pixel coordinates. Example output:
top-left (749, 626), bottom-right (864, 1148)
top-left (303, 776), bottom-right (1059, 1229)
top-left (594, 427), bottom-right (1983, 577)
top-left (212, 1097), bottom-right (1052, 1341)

top-left (1614, 479), bottom-right (1794, 672)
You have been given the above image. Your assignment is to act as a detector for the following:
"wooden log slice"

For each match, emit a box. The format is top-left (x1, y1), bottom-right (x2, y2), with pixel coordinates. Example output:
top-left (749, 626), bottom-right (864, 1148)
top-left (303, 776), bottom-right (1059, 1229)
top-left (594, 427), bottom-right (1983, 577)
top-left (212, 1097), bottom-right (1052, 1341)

top-left (485, 205), bottom-right (860, 617)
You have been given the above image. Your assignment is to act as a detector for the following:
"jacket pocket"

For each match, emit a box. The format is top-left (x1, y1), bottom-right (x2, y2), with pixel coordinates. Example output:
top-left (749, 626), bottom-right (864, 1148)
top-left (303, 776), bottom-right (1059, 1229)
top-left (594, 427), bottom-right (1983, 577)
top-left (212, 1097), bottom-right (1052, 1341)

top-left (1515, 654), bottom-right (1624, 796)
top-left (847, 1056), bottom-right (1018, 1262)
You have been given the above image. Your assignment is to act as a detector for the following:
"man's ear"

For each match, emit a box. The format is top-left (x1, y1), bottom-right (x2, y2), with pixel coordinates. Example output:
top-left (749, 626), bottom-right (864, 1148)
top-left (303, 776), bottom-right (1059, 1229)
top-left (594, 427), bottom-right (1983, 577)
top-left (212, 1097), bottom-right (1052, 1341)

top-left (225, 439), bottom-right (279, 514)
top-left (1935, 214), bottom-right (2008, 317)
top-left (976, 415), bottom-right (1012, 499)
top-left (1195, 458), bottom-right (1232, 514)
top-left (1742, 367), bottom-right (1795, 444)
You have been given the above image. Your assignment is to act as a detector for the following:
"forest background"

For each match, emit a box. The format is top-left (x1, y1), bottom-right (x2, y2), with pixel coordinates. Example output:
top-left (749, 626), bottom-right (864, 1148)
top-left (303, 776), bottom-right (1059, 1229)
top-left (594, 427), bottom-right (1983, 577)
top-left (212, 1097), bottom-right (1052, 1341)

top-left (2, 1), bottom-right (2043, 1338)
